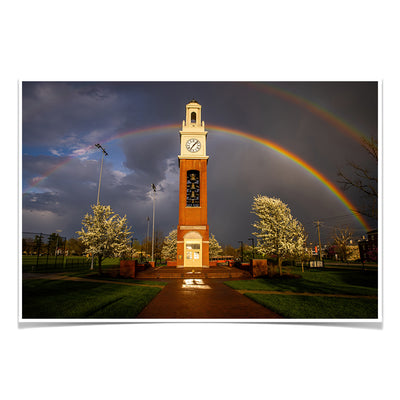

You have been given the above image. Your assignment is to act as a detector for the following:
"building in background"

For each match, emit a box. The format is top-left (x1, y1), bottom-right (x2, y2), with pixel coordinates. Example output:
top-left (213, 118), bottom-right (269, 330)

top-left (358, 229), bottom-right (378, 262)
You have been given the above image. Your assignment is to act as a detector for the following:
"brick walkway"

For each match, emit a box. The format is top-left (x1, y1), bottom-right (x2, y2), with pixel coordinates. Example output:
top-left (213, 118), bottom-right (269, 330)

top-left (138, 278), bottom-right (282, 319)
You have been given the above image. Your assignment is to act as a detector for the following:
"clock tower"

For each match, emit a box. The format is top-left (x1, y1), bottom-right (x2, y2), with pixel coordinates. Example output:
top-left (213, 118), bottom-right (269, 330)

top-left (176, 100), bottom-right (209, 268)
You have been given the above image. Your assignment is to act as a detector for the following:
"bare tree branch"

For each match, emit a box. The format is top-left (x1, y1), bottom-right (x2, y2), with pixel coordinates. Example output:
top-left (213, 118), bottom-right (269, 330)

top-left (337, 135), bottom-right (378, 219)
top-left (360, 136), bottom-right (378, 162)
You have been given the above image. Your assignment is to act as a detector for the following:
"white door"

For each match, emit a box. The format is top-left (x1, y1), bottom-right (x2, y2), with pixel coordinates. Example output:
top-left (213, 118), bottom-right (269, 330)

top-left (184, 241), bottom-right (202, 267)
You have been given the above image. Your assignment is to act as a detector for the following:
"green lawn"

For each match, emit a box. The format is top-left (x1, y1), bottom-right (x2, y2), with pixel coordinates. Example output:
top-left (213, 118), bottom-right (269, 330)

top-left (245, 293), bottom-right (378, 319)
top-left (225, 268), bottom-right (379, 319)
top-left (22, 256), bottom-right (121, 273)
top-left (62, 271), bottom-right (168, 287)
top-left (226, 268), bottom-right (378, 296)
top-left (22, 278), bottom-right (164, 319)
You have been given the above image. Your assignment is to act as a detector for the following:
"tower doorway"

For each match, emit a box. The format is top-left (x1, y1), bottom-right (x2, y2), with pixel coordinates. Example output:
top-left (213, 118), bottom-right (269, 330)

top-left (185, 241), bottom-right (202, 268)
top-left (183, 231), bottom-right (202, 268)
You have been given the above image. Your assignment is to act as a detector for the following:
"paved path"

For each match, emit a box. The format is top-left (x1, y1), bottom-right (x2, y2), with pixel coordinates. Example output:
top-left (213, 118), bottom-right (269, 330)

top-left (138, 278), bottom-right (282, 319)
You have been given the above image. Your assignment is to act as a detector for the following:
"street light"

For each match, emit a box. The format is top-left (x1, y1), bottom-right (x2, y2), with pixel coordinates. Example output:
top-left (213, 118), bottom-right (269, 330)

top-left (131, 237), bottom-right (137, 260)
top-left (91, 143), bottom-right (108, 270)
top-left (238, 240), bottom-right (244, 262)
top-left (151, 184), bottom-right (156, 263)
top-left (95, 143), bottom-right (108, 205)
top-left (248, 237), bottom-right (255, 259)
top-left (55, 229), bottom-right (62, 256)
top-left (146, 216), bottom-right (150, 259)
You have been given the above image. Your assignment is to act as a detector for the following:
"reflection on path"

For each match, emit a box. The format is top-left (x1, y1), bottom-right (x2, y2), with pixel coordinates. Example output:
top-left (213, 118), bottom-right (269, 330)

top-left (182, 278), bottom-right (211, 289)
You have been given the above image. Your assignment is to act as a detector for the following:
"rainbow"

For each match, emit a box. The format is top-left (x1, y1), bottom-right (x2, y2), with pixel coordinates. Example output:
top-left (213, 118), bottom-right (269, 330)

top-left (207, 124), bottom-right (371, 231)
top-left (23, 123), bottom-right (371, 231)
top-left (23, 142), bottom-right (97, 192)
top-left (246, 82), bottom-right (370, 146)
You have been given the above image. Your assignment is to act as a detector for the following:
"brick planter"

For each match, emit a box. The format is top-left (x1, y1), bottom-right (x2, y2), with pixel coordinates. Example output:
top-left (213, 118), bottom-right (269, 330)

top-left (167, 260), bottom-right (177, 267)
top-left (250, 259), bottom-right (271, 277)
top-left (120, 260), bottom-right (136, 278)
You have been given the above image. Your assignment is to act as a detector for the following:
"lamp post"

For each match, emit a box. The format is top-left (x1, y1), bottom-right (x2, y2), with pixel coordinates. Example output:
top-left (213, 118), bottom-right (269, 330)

top-left (91, 143), bottom-right (108, 270)
top-left (146, 216), bottom-right (150, 260)
top-left (55, 229), bottom-right (62, 256)
top-left (151, 184), bottom-right (156, 263)
top-left (131, 237), bottom-right (137, 260)
top-left (54, 229), bottom-right (62, 268)
top-left (95, 143), bottom-right (108, 205)
top-left (238, 240), bottom-right (244, 262)
top-left (248, 237), bottom-right (255, 259)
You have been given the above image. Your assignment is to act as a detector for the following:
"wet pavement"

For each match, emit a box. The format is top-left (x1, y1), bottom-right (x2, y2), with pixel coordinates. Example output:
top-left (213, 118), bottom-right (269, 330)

top-left (137, 278), bottom-right (282, 319)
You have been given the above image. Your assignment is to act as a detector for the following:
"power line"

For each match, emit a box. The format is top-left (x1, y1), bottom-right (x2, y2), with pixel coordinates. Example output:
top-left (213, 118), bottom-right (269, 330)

top-left (303, 211), bottom-right (366, 223)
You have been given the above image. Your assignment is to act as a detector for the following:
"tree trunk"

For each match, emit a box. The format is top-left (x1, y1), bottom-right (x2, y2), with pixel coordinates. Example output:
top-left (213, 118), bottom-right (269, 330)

top-left (98, 254), bottom-right (103, 275)
top-left (278, 255), bottom-right (282, 276)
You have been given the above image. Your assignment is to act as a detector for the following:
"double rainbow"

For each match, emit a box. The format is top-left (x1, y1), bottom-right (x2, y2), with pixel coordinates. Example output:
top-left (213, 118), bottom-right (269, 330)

top-left (24, 123), bottom-right (371, 232)
top-left (246, 82), bottom-right (371, 146)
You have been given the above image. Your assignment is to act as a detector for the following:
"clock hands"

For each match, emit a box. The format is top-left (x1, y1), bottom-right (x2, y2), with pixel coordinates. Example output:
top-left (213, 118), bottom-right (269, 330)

top-left (186, 138), bottom-right (200, 152)
top-left (190, 141), bottom-right (198, 151)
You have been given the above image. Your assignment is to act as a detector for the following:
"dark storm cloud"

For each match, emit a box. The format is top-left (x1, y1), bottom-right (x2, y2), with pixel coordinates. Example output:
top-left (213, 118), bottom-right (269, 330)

top-left (22, 81), bottom-right (378, 245)
top-left (23, 82), bottom-right (131, 150)
top-left (22, 146), bottom-right (179, 239)
top-left (23, 191), bottom-right (61, 212)
top-left (23, 154), bottom-right (100, 195)
top-left (121, 133), bottom-right (178, 183)
top-left (23, 155), bottom-right (101, 224)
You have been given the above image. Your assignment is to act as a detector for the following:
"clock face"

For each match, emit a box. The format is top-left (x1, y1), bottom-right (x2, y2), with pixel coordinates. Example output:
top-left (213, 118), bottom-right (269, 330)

top-left (186, 138), bottom-right (201, 153)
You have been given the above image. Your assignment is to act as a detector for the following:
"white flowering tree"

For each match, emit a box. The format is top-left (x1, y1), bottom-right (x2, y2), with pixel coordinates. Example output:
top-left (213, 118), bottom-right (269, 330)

top-left (77, 204), bottom-right (132, 274)
top-left (251, 195), bottom-right (305, 275)
top-left (209, 233), bottom-right (223, 259)
top-left (161, 229), bottom-right (177, 260)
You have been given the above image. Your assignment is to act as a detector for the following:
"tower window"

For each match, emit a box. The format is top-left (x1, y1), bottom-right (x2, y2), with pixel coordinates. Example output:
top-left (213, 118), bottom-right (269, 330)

top-left (186, 170), bottom-right (200, 207)
top-left (191, 112), bottom-right (196, 124)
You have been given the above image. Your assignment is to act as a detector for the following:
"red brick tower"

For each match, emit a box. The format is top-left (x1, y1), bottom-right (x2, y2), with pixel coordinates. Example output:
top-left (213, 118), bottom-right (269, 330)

top-left (176, 100), bottom-right (209, 268)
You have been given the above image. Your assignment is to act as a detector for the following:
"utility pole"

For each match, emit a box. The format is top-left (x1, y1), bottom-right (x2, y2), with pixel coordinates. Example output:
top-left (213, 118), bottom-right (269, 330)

top-left (151, 184), bottom-right (156, 263)
top-left (313, 220), bottom-right (323, 262)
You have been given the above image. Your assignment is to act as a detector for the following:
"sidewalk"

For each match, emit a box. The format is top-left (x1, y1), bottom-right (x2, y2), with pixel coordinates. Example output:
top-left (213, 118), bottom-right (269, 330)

top-left (138, 278), bottom-right (282, 319)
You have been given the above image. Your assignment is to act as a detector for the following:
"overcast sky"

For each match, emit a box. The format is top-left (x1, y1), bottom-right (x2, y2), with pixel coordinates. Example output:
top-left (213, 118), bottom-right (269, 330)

top-left (22, 81), bottom-right (378, 247)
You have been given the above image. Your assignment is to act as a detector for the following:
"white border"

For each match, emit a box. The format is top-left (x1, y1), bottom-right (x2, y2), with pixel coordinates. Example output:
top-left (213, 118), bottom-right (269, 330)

top-left (19, 80), bottom-right (382, 324)
top-left (18, 81), bottom-right (23, 322)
